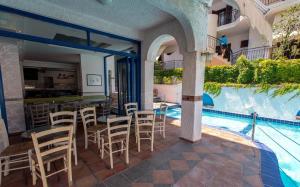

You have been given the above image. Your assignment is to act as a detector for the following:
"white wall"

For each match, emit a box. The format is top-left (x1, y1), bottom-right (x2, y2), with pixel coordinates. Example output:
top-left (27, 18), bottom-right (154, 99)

top-left (154, 84), bottom-right (182, 104)
top-left (208, 14), bottom-right (218, 38)
top-left (226, 32), bottom-right (249, 52)
top-left (80, 53), bottom-right (105, 96)
top-left (154, 85), bottom-right (299, 122)
top-left (212, 87), bottom-right (300, 122)
top-left (249, 27), bottom-right (269, 48)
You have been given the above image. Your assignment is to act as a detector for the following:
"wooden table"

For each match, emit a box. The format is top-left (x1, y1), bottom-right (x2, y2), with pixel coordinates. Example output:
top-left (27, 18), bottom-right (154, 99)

top-left (21, 125), bottom-right (66, 139)
top-left (97, 115), bottom-right (120, 123)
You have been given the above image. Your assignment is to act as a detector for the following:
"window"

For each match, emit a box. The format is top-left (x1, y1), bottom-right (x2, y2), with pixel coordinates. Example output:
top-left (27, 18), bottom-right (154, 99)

top-left (240, 40), bottom-right (249, 48)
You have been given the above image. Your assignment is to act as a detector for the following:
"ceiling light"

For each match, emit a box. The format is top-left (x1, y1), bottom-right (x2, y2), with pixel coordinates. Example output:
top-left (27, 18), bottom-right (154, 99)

top-left (97, 0), bottom-right (112, 5)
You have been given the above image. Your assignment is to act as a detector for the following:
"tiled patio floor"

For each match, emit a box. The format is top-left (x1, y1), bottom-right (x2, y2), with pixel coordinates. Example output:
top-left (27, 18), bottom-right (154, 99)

top-left (3, 118), bottom-right (266, 187)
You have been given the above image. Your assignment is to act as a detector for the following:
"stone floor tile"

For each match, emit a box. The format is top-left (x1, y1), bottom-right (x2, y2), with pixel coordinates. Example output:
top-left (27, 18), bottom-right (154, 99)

top-left (152, 170), bottom-right (174, 184)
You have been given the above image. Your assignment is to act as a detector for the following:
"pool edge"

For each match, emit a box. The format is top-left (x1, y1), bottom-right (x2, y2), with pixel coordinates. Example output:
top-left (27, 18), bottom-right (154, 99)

top-left (204, 125), bottom-right (286, 187)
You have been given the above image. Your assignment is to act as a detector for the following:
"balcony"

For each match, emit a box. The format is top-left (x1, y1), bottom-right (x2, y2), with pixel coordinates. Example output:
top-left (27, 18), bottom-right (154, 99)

top-left (214, 9), bottom-right (240, 27)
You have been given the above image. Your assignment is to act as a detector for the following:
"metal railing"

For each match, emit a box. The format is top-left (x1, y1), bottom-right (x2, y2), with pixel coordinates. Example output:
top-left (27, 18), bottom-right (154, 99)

top-left (217, 9), bottom-right (240, 27)
top-left (260, 0), bottom-right (284, 5)
top-left (207, 35), bottom-right (220, 53)
top-left (231, 46), bottom-right (272, 64)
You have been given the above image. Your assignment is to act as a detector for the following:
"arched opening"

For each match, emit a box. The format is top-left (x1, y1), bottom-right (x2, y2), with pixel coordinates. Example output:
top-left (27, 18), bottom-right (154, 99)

top-left (146, 34), bottom-right (184, 109)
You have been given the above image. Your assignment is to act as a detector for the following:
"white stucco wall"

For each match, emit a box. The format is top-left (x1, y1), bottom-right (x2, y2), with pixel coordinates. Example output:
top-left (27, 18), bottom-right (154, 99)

top-left (155, 85), bottom-right (299, 122)
top-left (208, 14), bottom-right (218, 38)
top-left (0, 42), bottom-right (25, 133)
top-left (80, 53), bottom-right (105, 96)
top-left (154, 84), bottom-right (182, 104)
top-left (211, 87), bottom-right (300, 122)
top-left (226, 32), bottom-right (249, 52)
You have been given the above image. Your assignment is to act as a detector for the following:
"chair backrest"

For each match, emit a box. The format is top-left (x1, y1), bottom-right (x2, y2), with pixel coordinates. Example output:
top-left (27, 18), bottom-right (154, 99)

top-left (31, 126), bottom-right (73, 173)
top-left (135, 111), bottom-right (155, 129)
top-left (29, 103), bottom-right (50, 128)
top-left (158, 104), bottom-right (169, 122)
top-left (124, 103), bottom-right (138, 116)
top-left (0, 119), bottom-right (9, 153)
top-left (80, 107), bottom-right (97, 129)
top-left (106, 116), bottom-right (131, 144)
top-left (49, 111), bottom-right (77, 135)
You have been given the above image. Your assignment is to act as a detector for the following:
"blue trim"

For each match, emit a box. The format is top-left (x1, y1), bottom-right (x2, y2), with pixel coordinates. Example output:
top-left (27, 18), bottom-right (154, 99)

top-left (0, 29), bottom-right (136, 58)
top-left (0, 67), bottom-right (7, 130)
top-left (86, 31), bottom-right (91, 46)
top-left (103, 55), bottom-right (111, 96)
top-left (136, 42), bottom-right (142, 109)
top-left (202, 108), bottom-right (300, 126)
top-left (0, 5), bottom-right (140, 44)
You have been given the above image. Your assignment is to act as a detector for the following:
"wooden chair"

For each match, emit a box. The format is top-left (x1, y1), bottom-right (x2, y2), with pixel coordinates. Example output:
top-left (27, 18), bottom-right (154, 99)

top-left (124, 103), bottom-right (138, 140)
top-left (31, 126), bottom-right (74, 187)
top-left (29, 103), bottom-right (50, 128)
top-left (49, 111), bottom-right (78, 166)
top-left (100, 116), bottom-right (131, 169)
top-left (0, 119), bottom-right (33, 186)
top-left (80, 107), bottom-right (105, 149)
top-left (124, 102), bottom-right (138, 117)
top-left (135, 111), bottom-right (155, 152)
top-left (155, 104), bottom-right (169, 138)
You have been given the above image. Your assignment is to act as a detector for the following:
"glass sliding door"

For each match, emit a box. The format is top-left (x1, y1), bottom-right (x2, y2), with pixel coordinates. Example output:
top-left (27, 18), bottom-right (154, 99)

top-left (115, 57), bottom-right (138, 114)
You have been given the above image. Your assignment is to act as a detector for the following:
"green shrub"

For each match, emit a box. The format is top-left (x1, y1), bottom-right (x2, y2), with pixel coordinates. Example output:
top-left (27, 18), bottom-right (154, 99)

top-left (236, 56), bottom-right (254, 84)
top-left (155, 57), bottom-right (300, 85)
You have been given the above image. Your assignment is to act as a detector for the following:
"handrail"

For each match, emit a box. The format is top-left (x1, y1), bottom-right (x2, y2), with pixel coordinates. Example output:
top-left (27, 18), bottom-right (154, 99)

top-left (254, 0), bottom-right (270, 14)
top-left (257, 126), bottom-right (300, 164)
top-left (260, 0), bottom-right (285, 6)
top-left (231, 46), bottom-right (272, 64)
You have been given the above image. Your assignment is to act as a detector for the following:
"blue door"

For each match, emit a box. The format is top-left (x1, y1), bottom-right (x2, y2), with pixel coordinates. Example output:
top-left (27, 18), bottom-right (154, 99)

top-left (116, 57), bottom-right (138, 114)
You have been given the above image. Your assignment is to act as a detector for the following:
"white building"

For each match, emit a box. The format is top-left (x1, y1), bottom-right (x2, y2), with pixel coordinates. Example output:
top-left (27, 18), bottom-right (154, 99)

top-left (158, 0), bottom-right (300, 67)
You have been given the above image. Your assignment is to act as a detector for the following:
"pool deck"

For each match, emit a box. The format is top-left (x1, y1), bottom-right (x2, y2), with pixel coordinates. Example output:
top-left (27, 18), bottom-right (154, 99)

top-left (3, 118), bottom-right (283, 187)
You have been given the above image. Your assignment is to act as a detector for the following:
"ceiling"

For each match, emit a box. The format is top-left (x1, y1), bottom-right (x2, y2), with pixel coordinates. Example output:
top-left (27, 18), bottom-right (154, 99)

top-left (43, 0), bottom-right (174, 31)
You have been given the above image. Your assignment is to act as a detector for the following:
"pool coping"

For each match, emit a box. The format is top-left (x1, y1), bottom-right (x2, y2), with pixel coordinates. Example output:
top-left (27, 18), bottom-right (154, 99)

top-left (204, 125), bottom-right (286, 187)
top-left (160, 106), bottom-right (298, 186)
top-left (162, 105), bottom-right (300, 126)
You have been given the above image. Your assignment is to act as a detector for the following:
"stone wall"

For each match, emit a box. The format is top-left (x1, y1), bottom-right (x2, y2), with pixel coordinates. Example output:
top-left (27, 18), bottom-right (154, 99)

top-left (0, 42), bottom-right (25, 133)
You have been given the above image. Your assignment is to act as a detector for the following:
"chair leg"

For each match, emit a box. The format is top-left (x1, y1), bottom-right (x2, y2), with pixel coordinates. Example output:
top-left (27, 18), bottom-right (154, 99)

top-left (97, 132), bottom-right (100, 150)
top-left (67, 155), bottom-right (73, 187)
top-left (121, 141), bottom-right (124, 154)
top-left (84, 132), bottom-right (88, 149)
top-left (109, 144), bottom-right (113, 169)
top-left (4, 157), bottom-right (9, 176)
top-left (125, 142), bottom-right (129, 164)
top-left (31, 160), bottom-right (37, 186)
top-left (73, 139), bottom-right (78, 166)
top-left (151, 134), bottom-right (154, 152)
top-left (101, 138), bottom-right (104, 159)
top-left (163, 124), bottom-right (166, 139)
top-left (137, 135), bottom-right (141, 152)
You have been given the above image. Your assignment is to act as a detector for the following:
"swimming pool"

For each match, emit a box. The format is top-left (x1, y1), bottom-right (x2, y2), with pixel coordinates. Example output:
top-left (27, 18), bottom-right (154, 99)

top-left (164, 107), bottom-right (300, 187)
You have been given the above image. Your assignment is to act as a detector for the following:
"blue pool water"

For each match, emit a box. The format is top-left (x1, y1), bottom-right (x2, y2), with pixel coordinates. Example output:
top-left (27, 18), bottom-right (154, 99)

top-left (165, 107), bottom-right (300, 187)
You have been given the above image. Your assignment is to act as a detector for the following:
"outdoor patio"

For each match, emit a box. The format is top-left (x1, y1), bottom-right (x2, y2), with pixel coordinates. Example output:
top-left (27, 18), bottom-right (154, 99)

top-left (2, 118), bottom-right (267, 187)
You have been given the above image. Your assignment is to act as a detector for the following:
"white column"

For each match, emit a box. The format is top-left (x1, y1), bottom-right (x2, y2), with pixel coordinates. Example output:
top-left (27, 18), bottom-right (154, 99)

top-left (0, 42), bottom-right (25, 133)
top-left (141, 60), bottom-right (154, 110)
top-left (180, 51), bottom-right (206, 142)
